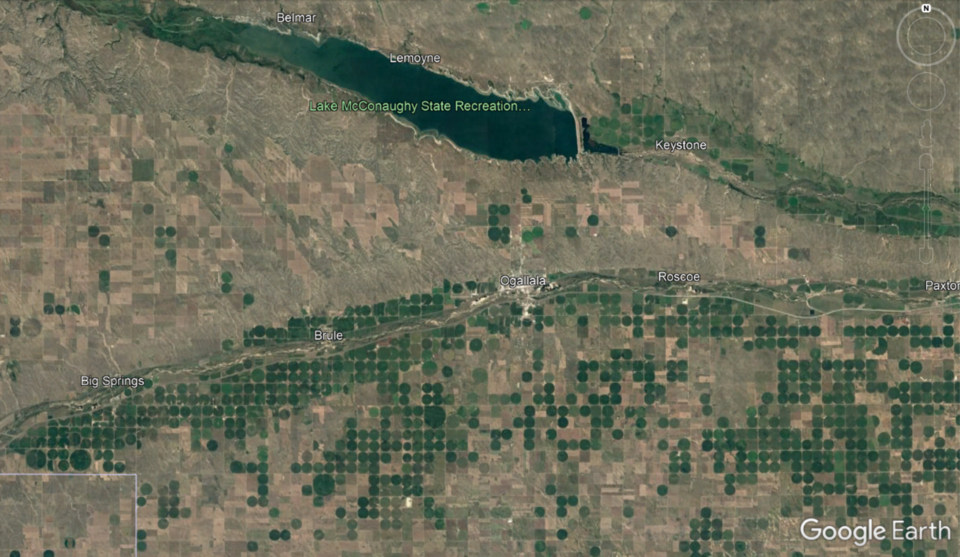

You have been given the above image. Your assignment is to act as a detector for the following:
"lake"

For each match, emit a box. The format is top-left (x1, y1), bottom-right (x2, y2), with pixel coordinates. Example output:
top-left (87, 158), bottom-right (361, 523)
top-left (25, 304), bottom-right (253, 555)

top-left (117, 3), bottom-right (580, 161)
top-left (240, 29), bottom-right (579, 161)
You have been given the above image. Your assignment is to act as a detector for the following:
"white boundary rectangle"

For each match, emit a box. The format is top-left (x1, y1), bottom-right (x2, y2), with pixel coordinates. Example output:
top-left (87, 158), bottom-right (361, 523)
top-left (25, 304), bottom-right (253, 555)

top-left (0, 473), bottom-right (138, 556)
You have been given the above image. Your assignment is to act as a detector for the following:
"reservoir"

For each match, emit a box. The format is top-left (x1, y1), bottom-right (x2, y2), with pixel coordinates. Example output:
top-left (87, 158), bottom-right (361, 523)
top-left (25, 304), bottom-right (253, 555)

top-left (241, 30), bottom-right (578, 160)
top-left (87, 2), bottom-right (580, 161)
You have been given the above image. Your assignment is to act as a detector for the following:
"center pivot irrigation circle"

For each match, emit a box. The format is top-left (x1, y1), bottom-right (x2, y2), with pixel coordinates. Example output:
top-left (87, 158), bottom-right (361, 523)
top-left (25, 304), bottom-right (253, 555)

top-left (897, 7), bottom-right (956, 66)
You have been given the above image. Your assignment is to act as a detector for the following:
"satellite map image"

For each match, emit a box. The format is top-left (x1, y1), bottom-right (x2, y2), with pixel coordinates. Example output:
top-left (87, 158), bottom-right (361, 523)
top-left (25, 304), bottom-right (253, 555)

top-left (1, 0), bottom-right (960, 555)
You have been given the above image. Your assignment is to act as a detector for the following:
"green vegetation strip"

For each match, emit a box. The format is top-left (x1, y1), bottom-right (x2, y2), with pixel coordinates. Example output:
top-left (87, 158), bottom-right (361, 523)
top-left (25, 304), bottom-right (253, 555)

top-left (590, 93), bottom-right (960, 239)
top-left (2, 270), bottom-right (960, 555)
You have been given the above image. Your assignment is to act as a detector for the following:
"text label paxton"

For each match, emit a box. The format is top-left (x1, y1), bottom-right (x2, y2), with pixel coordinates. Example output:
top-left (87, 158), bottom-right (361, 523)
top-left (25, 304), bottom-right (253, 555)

top-left (926, 280), bottom-right (960, 291)
top-left (801, 518), bottom-right (950, 547)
